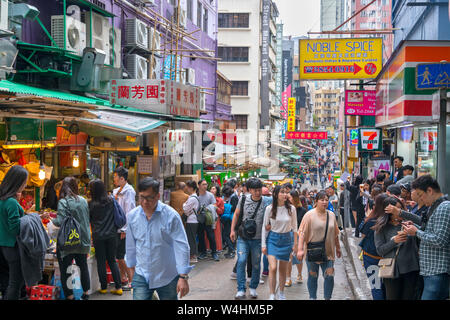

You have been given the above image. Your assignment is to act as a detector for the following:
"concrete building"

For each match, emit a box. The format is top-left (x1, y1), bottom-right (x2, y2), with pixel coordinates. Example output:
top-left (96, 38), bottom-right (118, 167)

top-left (312, 87), bottom-right (342, 133)
top-left (320, 0), bottom-right (346, 32)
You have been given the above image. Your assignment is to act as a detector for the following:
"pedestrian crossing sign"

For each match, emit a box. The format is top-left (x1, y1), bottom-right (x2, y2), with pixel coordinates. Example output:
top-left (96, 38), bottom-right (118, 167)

top-left (416, 63), bottom-right (450, 90)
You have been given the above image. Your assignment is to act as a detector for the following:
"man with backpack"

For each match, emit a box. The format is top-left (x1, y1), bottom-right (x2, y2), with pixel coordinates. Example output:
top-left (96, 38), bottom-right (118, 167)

top-left (230, 178), bottom-right (272, 300)
top-left (197, 180), bottom-right (219, 261)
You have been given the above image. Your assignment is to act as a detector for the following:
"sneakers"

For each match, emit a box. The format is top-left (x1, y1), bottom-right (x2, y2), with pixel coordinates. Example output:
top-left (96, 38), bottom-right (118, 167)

top-left (80, 293), bottom-right (89, 300)
top-left (268, 294), bottom-right (276, 300)
top-left (285, 279), bottom-right (292, 287)
top-left (249, 288), bottom-right (258, 299)
top-left (190, 257), bottom-right (198, 264)
top-left (278, 291), bottom-right (286, 300)
top-left (198, 253), bottom-right (208, 260)
top-left (110, 288), bottom-right (123, 296)
top-left (261, 271), bottom-right (269, 277)
top-left (235, 291), bottom-right (246, 300)
top-left (212, 253), bottom-right (220, 261)
top-left (296, 275), bottom-right (303, 283)
top-left (230, 272), bottom-right (237, 280)
top-left (259, 279), bottom-right (264, 284)
top-left (224, 252), bottom-right (235, 259)
top-left (98, 289), bottom-right (107, 294)
top-left (122, 283), bottom-right (132, 291)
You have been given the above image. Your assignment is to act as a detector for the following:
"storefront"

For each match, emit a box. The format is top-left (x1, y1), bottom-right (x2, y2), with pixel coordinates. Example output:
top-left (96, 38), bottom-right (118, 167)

top-left (375, 40), bottom-right (450, 179)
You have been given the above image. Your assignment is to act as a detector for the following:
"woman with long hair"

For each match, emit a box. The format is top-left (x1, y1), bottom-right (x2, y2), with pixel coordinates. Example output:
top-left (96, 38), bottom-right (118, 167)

top-left (358, 193), bottom-right (388, 300)
top-left (261, 185), bottom-right (297, 300)
top-left (52, 176), bottom-right (91, 300)
top-left (297, 191), bottom-right (341, 300)
top-left (183, 180), bottom-right (200, 263)
top-left (373, 196), bottom-right (420, 300)
top-left (285, 190), bottom-right (307, 286)
top-left (345, 175), bottom-right (364, 236)
top-left (88, 179), bottom-right (122, 295)
top-left (0, 165), bottom-right (28, 300)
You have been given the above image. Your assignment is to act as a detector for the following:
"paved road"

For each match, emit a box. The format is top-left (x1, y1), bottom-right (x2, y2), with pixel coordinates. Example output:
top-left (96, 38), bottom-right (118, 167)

top-left (90, 237), bottom-right (353, 301)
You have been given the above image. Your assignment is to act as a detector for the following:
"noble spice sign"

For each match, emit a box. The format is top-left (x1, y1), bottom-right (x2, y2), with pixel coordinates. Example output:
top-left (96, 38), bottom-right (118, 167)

top-left (110, 79), bottom-right (200, 118)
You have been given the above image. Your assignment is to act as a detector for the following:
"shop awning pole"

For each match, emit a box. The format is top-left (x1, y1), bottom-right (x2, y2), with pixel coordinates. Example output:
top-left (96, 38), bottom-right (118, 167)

top-left (437, 89), bottom-right (447, 194)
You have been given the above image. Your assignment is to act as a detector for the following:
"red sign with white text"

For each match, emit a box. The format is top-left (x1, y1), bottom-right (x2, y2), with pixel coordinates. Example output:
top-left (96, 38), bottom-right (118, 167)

top-left (285, 131), bottom-right (328, 140)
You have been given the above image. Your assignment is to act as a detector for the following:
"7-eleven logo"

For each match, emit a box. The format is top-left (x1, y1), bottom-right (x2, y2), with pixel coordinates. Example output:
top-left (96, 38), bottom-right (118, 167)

top-left (361, 130), bottom-right (380, 150)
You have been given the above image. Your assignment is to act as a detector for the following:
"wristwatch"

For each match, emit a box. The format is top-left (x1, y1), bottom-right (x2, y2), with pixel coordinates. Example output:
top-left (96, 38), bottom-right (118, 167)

top-left (179, 274), bottom-right (189, 280)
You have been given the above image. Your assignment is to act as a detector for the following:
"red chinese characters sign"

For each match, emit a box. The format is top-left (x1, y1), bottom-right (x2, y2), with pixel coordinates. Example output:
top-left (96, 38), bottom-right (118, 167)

top-left (110, 79), bottom-right (200, 118)
top-left (285, 131), bottom-right (328, 140)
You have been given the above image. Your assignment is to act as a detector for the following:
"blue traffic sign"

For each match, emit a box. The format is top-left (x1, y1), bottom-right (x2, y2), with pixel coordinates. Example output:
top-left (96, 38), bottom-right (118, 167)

top-left (416, 63), bottom-right (450, 90)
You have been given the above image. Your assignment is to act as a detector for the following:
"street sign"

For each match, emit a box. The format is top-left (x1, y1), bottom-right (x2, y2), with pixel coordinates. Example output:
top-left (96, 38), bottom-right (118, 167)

top-left (344, 90), bottom-right (376, 115)
top-left (298, 38), bottom-right (383, 80)
top-left (358, 128), bottom-right (382, 152)
top-left (286, 131), bottom-right (328, 140)
top-left (287, 97), bottom-right (296, 131)
top-left (416, 63), bottom-right (450, 90)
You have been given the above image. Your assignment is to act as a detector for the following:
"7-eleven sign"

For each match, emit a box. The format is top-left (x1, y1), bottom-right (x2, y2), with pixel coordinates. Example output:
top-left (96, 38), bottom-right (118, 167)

top-left (358, 128), bottom-right (382, 151)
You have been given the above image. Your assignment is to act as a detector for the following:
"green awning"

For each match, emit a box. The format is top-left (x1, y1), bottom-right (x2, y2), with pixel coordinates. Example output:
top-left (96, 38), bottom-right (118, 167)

top-left (79, 111), bottom-right (167, 136)
top-left (289, 154), bottom-right (302, 160)
top-left (0, 80), bottom-right (110, 106)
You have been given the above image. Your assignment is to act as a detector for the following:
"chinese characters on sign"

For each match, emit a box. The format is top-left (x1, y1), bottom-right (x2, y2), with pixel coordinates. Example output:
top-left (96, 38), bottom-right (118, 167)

top-left (344, 90), bottom-right (376, 116)
top-left (287, 97), bottom-right (296, 132)
top-left (285, 131), bottom-right (328, 140)
top-left (110, 79), bottom-right (200, 118)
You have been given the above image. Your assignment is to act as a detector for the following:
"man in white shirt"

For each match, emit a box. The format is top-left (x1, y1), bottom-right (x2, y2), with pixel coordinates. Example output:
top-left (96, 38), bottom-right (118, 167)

top-left (113, 167), bottom-right (136, 291)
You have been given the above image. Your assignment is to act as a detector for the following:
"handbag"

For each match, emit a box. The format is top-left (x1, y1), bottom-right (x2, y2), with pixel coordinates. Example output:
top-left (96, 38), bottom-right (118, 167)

top-left (57, 199), bottom-right (83, 253)
top-left (111, 196), bottom-right (127, 229)
top-left (378, 245), bottom-right (401, 279)
top-left (306, 211), bottom-right (329, 263)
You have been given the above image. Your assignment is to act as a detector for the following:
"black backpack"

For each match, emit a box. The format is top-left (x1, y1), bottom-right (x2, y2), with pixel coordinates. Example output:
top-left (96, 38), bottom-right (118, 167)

top-left (57, 199), bottom-right (83, 253)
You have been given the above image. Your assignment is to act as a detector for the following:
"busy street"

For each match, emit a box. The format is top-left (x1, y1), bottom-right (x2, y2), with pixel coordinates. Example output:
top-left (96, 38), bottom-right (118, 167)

top-left (0, 0), bottom-right (449, 307)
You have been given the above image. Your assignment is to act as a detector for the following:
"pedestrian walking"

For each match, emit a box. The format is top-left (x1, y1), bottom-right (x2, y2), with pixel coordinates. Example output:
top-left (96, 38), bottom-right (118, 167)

top-left (373, 196), bottom-right (420, 300)
top-left (297, 191), bottom-right (341, 300)
top-left (230, 178), bottom-right (271, 300)
top-left (400, 175), bottom-right (450, 300)
top-left (169, 182), bottom-right (189, 218)
top-left (359, 193), bottom-right (388, 300)
top-left (88, 179), bottom-right (123, 295)
top-left (197, 180), bottom-right (219, 261)
top-left (345, 175), bottom-right (364, 237)
top-left (262, 186), bottom-right (297, 300)
top-left (210, 184), bottom-right (224, 255)
top-left (52, 177), bottom-right (91, 300)
top-left (221, 186), bottom-right (236, 258)
top-left (112, 167), bottom-right (136, 291)
top-left (286, 190), bottom-right (307, 286)
top-left (0, 165), bottom-right (28, 300)
top-left (182, 180), bottom-right (200, 263)
top-left (126, 178), bottom-right (192, 300)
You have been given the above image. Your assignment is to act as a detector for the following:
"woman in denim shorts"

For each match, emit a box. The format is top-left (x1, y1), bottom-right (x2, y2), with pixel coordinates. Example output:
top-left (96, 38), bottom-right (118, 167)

top-left (262, 186), bottom-right (298, 300)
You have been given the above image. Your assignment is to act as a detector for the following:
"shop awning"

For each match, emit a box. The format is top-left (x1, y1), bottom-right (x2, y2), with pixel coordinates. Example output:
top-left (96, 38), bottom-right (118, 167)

top-left (79, 111), bottom-right (167, 136)
top-left (289, 154), bottom-right (302, 160)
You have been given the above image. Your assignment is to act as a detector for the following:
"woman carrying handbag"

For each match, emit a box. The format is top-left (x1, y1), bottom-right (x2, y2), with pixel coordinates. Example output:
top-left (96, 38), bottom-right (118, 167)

top-left (373, 196), bottom-right (419, 300)
top-left (297, 191), bottom-right (341, 300)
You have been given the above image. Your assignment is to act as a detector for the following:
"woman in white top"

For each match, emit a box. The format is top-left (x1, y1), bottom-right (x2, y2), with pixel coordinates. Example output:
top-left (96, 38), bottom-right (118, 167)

top-left (262, 185), bottom-right (298, 300)
top-left (182, 180), bottom-right (200, 264)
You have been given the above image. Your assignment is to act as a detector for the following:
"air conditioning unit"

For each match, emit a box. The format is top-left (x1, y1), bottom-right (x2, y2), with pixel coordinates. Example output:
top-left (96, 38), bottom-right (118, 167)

top-left (125, 18), bottom-right (148, 50)
top-left (0, 0), bottom-right (8, 31)
top-left (51, 15), bottom-right (86, 56)
top-left (200, 92), bottom-right (206, 112)
top-left (173, 7), bottom-right (187, 28)
top-left (126, 54), bottom-right (147, 79)
top-left (84, 11), bottom-right (110, 64)
top-left (153, 29), bottom-right (160, 51)
top-left (185, 67), bottom-right (195, 85)
top-left (150, 56), bottom-right (161, 79)
top-left (109, 26), bottom-right (121, 68)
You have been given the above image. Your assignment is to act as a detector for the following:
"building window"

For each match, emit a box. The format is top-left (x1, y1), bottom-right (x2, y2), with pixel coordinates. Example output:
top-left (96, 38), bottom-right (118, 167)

top-left (203, 8), bottom-right (208, 33)
top-left (197, 1), bottom-right (202, 28)
top-left (231, 81), bottom-right (248, 96)
top-left (187, 0), bottom-right (193, 21)
top-left (218, 47), bottom-right (249, 62)
top-left (234, 115), bottom-right (248, 129)
top-left (218, 13), bottom-right (249, 28)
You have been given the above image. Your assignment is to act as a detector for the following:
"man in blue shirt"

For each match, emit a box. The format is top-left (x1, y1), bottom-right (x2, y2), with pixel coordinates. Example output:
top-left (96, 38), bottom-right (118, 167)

top-left (125, 178), bottom-right (193, 300)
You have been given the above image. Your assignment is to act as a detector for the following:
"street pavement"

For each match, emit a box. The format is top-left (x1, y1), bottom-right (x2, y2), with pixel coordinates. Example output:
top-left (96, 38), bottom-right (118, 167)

top-left (90, 236), bottom-right (354, 301)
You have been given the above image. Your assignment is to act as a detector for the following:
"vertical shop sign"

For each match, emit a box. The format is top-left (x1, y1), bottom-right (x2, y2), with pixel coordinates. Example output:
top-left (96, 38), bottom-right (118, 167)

top-left (276, 24), bottom-right (283, 107)
top-left (287, 97), bottom-right (296, 132)
top-left (260, 0), bottom-right (271, 128)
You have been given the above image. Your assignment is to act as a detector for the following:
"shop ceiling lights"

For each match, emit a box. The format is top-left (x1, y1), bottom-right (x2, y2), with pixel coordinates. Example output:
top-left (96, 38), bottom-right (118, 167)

top-left (72, 153), bottom-right (80, 168)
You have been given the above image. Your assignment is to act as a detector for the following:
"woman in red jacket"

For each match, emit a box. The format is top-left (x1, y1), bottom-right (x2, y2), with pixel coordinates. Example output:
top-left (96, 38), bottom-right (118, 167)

top-left (210, 184), bottom-right (224, 252)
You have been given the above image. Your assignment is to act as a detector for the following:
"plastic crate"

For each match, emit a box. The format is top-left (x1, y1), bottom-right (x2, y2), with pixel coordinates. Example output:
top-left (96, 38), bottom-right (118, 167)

top-left (29, 285), bottom-right (60, 300)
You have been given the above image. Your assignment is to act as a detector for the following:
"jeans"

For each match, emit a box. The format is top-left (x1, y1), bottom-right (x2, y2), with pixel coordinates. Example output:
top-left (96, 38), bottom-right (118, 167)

top-left (263, 254), bottom-right (269, 273)
top-left (421, 273), bottom-right (450, 300)
top-left (57, 251), bottom-right (90, 298)
top-left (236, 237), bottom-right (261, 291)
top-left (197, 223), bottom-right (217, 255)
top-left (221, 220), bottom-right (235, 253)
top-left (233, 251), bottom-right (252, 278)
top-left (93, 237), bottom-right (122, 290)
top-left (0, 245), bottom-right (24, 300)
top-left (362, 253), bottom-right (385, 300)
top-left (185, 223), bottom-right (198, 256)
top-left (306, 260), bottom-right (334, 300)
top-left (132, 273), bottom-right (178, 300)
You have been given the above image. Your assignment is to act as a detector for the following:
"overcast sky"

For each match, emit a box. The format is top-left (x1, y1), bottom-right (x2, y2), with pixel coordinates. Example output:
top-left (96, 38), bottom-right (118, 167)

top-left (275, 0), bottom-right (321, 37)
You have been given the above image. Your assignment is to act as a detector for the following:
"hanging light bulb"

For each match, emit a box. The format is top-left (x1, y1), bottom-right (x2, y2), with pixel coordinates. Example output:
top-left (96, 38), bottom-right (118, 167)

top-left (39, 164), bottom-right (45, 180)
top-left (73, 152), bottom-right (80, 168)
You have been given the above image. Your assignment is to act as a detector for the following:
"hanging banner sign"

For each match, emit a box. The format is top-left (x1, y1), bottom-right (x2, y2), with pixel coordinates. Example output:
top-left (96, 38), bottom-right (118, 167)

top-left (419, 129), bottom-right (438, 152)
top-left (287, 97), bottom-right (296, 131)
top-left (286, 131), bottom-right (328, 140)
top-left (299, 38), bottom-right (383, 80)
top-left (358, 128), bottom-right (382, 151)
top-left (344, 90), bottom-right (376, 115)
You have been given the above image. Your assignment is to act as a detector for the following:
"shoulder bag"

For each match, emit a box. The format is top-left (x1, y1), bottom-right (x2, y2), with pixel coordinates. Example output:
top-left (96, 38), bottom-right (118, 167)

top-left (111, 196), bottom-right (127, 229)
top-left (306, 211), bottom-right (329, 263)
top-left (378, 245), bottom-right (401, 279)
top-left (57, 198), bottom-right (83, 253)
top-left (236, 196), bottom-right (262, 240)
